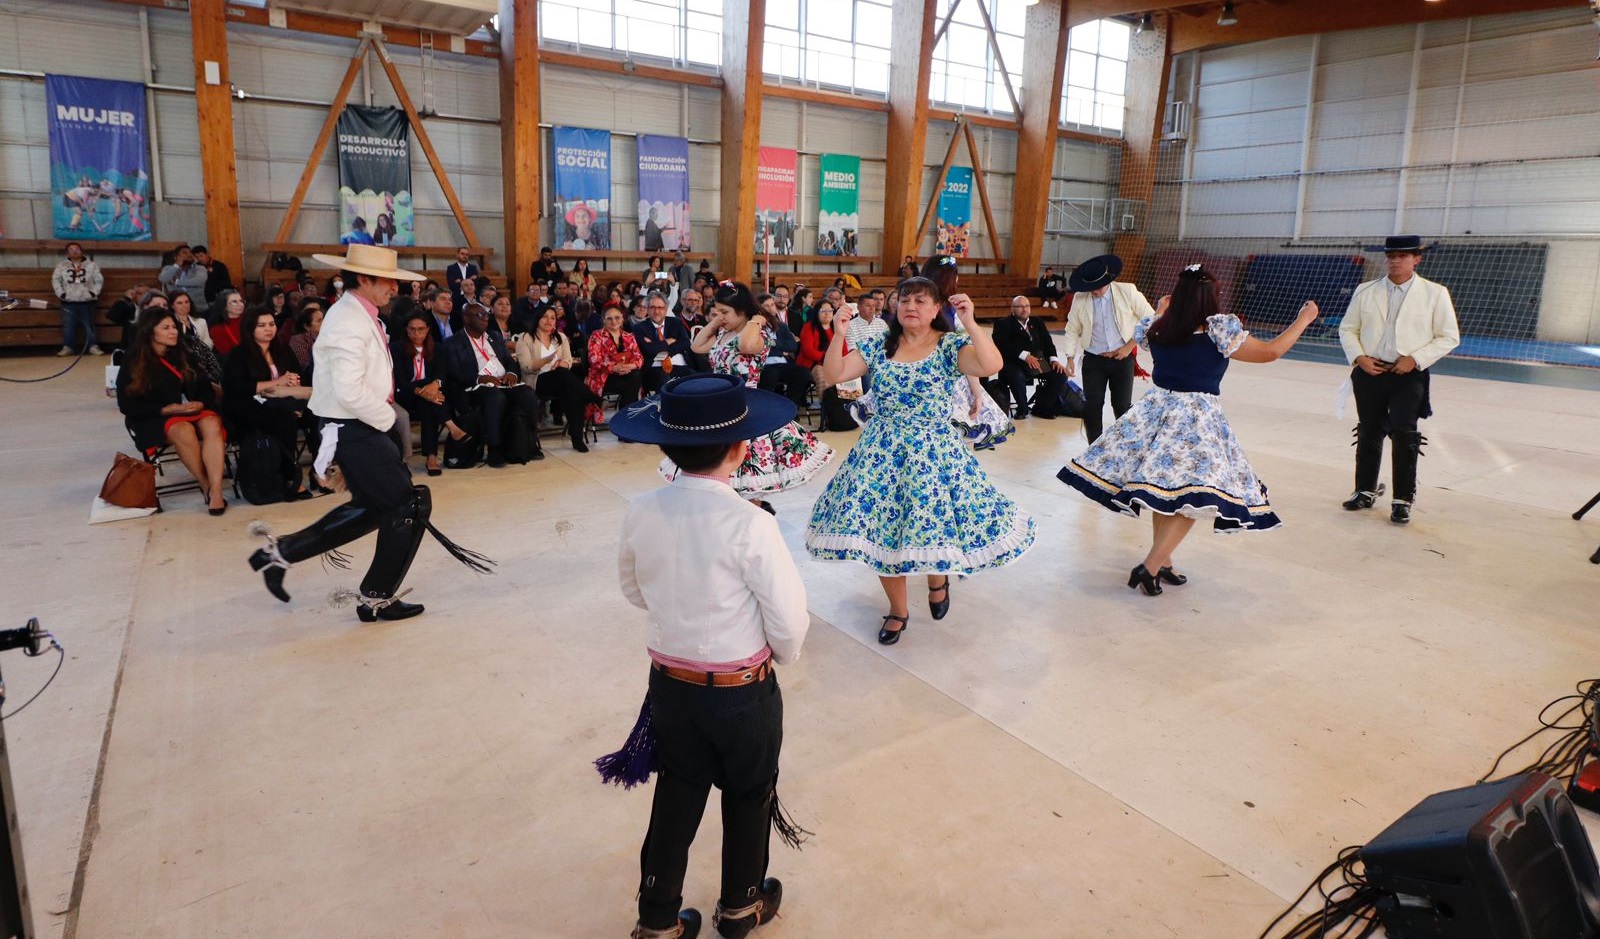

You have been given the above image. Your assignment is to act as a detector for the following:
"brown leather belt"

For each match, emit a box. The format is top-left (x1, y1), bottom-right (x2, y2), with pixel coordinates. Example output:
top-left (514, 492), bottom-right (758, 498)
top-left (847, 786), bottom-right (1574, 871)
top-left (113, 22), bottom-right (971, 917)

top-left (653, 660), bottom-right (773, 687)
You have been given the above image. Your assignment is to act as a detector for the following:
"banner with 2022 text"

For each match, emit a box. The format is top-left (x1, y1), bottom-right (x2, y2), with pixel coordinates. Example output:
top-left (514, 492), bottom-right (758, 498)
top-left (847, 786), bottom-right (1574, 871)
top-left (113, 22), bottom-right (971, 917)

top-left (935, 166), bottom-right (973, 258)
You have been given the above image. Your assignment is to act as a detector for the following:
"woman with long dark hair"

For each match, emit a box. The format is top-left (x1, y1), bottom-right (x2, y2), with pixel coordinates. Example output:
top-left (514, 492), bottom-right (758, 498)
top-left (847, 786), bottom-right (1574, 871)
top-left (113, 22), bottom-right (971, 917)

top-left (1057, 264), bottom-right (1319, 595)
top-left (116, 309), bottom-right (230, 514)
top-left (807, 276), bottom-right (1032, 644)
top-left (222, 304), bottom-right (315, 500)
top-left (396, 312), bottom-right (469, 476)
top-left (516, 305), bottom-right (599, 453)
top-left (207, 289), bottom-right (247, 356)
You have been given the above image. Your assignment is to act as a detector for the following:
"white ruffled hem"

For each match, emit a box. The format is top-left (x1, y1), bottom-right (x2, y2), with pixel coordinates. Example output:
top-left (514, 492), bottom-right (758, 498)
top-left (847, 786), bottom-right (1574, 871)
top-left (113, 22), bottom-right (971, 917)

top-left (804, 512), bottom-right (1035, 574)
top-left (660, 440), bottom-right (836, 495)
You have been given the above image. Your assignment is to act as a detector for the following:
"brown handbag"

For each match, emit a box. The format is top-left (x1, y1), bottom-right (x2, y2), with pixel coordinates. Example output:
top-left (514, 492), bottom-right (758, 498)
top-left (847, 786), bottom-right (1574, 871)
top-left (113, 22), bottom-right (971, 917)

top-left (100, 452), bottom-right (159, 509)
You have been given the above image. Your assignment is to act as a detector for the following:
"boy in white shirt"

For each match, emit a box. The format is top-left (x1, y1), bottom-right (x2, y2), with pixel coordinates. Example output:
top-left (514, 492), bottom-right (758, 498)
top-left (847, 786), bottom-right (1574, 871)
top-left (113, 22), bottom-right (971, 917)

top-left (601, 374), bottom-right (812, 939)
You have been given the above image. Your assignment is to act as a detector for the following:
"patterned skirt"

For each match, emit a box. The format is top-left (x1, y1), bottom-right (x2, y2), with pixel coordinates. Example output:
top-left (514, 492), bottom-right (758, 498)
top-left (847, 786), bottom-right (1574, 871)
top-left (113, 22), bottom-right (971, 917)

top-left (849, 379), bottom-right (1015, 450)
top-left (1057, 387), bottom-right (1280, 532)
top-left (660, 420), bottom-right (834, 495)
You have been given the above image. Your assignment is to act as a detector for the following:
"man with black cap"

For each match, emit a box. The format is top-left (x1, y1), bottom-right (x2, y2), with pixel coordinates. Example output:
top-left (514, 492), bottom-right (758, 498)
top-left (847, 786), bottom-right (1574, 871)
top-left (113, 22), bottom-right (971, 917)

top-left (597, 374), bottom-right (810, 939)
top-left (1337, 235), bottom-right (1460, 525)
top-left (1062, 253), bottom-right (1157, 442)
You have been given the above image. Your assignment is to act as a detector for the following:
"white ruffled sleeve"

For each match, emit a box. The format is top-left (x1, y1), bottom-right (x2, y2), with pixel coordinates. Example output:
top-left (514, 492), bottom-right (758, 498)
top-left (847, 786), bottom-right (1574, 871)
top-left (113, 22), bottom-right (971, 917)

top-left (1207, 314), bottom-right (1249, 358)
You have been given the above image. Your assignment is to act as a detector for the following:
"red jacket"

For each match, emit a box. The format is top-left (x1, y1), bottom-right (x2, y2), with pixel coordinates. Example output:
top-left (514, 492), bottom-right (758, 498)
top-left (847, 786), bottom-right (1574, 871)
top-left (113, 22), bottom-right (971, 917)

top-left (797, 321), bottom-right (833, 369)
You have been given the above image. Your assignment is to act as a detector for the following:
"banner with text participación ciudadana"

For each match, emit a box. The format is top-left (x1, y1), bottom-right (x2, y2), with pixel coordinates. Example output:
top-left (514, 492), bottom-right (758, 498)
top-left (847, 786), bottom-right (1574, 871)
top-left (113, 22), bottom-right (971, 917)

top-left (336, 105), bottom-right (414, 247)
top-left (46, 75), bottom-right (152, 240)
top-left (817, 154), bottom-right (859, 257)
top-left (552, 126), bottom-right (612, 250)
top-left (637, 135), bottom-right (691, 252)
top-left (935, 165), bottom-right (973, 257)
top-left (755, 147), bottom-right (797, 256)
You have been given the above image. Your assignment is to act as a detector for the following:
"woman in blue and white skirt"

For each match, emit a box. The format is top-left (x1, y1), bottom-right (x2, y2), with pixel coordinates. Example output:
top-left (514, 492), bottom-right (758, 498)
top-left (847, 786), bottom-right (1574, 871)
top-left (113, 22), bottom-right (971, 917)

top-left (1057, 264), bottom-right (1319, 596)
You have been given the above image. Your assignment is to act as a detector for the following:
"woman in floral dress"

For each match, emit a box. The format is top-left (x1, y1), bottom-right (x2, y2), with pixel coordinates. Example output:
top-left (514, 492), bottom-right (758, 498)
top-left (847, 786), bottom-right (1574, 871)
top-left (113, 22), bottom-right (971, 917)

top-left (806, 277), bottom-right (1035, 645)
top-left (660, 281), bottom-right (833, 513)
top-left (1057, 265), bottom-right (1319, 596)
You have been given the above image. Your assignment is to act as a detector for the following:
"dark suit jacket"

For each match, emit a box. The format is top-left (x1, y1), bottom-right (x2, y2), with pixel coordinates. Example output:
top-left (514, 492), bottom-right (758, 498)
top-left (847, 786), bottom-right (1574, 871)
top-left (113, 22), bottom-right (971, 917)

top-left (446, 262), bottom-right (479, 298)
top-left (426, 310), bottom-right (463, 346)
top-left (992, 315), bottom-right (1058, 367)
top-left (442, 330), bottom-right (522, 399)
top-left (116, 351), bottom-right (219, 451)
top-left (631, 317), bottom-right (693, 367)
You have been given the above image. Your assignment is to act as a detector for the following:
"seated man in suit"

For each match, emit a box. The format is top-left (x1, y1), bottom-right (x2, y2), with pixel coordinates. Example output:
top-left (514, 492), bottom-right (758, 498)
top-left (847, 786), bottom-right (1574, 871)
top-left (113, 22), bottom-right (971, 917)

top-left (513, 280), bottom-right (550, 331)
top-left (989, 295), bottom-right (1069, 419)
top-left (631, 292), bottom-right (695, 393)
top-left (421, 287), bottom-right (461, 344)
top-left (443, 305), bottom-right (543, 468)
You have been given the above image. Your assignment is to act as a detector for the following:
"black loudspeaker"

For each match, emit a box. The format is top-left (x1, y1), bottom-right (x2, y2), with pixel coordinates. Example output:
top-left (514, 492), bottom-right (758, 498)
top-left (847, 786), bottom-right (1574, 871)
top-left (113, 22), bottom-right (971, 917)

top-left (1360, 773), bottom-right (1600, 938)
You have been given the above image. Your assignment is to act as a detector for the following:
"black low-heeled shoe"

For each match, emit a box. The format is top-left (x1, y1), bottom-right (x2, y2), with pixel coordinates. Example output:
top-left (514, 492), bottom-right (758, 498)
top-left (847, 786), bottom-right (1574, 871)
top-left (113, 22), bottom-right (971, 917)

top-left (928, 578), bottom-right (951, 620)
top-left (1157, 566), bottom-right (1187, 586)
top-left (1127, 564), bottom-right (1163, 596)
top-left (248, 548), bottom-right (291, 602)
top-left (878, 614), bottom-right (909, 645)
top-left (208, 498), bottom-right (228, 517)
top-left (356, 598), bottom-right (426, 623)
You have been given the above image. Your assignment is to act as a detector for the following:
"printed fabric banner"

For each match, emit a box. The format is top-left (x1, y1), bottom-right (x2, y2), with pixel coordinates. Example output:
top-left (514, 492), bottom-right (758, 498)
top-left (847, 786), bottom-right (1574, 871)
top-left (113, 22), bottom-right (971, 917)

top-left (336, 105), bottom-right (413, 247)
top-left (817, 154), bottom-right (860, 257)
top-left (754, 147), bottom-right (797, 256)
top-left (637, 135), bottom-right (691, 252)
top-left (46, 75), bottom-right (152, 240)
top-left (553, 126), bottom-right (612, 250)
top-left (935, 166), bottom-right (973, 257)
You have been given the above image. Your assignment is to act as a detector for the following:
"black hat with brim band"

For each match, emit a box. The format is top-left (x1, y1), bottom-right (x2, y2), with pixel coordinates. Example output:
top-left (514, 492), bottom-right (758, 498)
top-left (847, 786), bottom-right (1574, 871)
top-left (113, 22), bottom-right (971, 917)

top-left (1068, 254), bottom-right (1124, 293)
top-left (608, 374), bottom-right (797, 446)
top-left (1366, 235), bottom-right (1430, 253)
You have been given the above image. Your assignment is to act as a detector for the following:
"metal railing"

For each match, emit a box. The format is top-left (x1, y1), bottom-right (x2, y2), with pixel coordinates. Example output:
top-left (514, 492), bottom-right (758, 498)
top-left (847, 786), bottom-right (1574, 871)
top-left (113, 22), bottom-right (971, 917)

top-left (1045, 197), bottom-right (1145, 235)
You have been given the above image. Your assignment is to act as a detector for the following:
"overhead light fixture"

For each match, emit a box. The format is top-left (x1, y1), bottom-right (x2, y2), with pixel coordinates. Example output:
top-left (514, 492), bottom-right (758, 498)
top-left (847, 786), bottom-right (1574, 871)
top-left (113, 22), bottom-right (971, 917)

top-left (1217, 1), bottom-right (1238, 26)
top-left (1137, 13), bottom-right (1153, 33)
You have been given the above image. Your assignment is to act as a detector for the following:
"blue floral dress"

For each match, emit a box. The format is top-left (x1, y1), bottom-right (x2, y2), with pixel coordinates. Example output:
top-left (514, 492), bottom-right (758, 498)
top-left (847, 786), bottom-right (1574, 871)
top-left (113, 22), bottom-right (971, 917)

top-left (806, 332), bottom-right (1036, 575)
top-left (1057, 314), bottom-right (1281, 532)
top-left (848, 320), bottom-right (1015, 449)
top-left (660, 326), bottom-right (834, 494)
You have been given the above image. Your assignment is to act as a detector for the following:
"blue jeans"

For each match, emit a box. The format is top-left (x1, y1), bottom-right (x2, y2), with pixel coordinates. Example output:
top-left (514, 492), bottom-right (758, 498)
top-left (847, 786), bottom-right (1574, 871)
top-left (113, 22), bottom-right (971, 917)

top-left (61, 301), bottom-right (96, 348)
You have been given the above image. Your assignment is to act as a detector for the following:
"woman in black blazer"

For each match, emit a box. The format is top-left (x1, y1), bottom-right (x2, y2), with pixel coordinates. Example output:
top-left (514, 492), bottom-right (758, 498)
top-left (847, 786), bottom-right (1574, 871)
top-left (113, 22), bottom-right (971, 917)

top-left (222, 305), bottom-right (314, 501)
top-left (116, 309), bottom-right (230, 514)
top-left (395, 312), bottom-right (470, 476)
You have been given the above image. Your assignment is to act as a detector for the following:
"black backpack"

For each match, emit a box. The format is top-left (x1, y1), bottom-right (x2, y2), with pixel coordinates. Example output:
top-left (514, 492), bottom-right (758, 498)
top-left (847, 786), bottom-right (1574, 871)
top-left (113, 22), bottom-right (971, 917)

top-left (235, 433), bottom-right (287, 505)
top-left (502, 402), bottom-right (542, 464)
top-left (819, 387), bottom-right (858, 432)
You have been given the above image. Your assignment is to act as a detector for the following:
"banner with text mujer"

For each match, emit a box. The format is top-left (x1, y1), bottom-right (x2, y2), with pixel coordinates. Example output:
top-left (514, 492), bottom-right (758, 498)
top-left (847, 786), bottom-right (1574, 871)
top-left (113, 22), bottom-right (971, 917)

top-left (755, 147), bottom-right (797, 255)
top-left (817, 154), bottom-right (860, 256)
top-left (46, 75), bottom-right (152, 240)
top-left (935, 166), bottom-right (973, 257)
top-left (552, 126), bottom-right (612, 250)
top-left (336, 105), bottom-right (414, 247)
top-left (637, 135), bottom-right (691, 252)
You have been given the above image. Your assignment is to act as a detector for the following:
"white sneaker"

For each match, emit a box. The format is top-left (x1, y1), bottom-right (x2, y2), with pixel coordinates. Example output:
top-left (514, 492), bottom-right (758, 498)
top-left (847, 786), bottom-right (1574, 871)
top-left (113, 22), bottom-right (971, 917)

top-left (56, 346), bottom-right (73, 357)
top-left (88, 345), bottom-right (105, 356)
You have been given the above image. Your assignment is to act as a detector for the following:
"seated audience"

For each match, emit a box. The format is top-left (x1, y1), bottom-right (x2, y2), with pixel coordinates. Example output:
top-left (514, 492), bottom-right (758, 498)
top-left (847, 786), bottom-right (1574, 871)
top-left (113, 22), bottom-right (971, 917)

top-left (221, 305), bottom-right (315, 500)
top-left (529, 245), bottom-right (563, 285)
top-left (454, 276), bottom-right (481, 317)
top-left (443, 304), bottom-right (542, 467)
top-left (288, 299), bottom-right (323, 371)
top-left (584, 305), bottom-right (644, 425)
top-left (116, 309), bottom-right (229, 514)
top-left (421, 286), bottom-right (461, 344)
top-left (513, 281), bottom-right (548, 328)
top-left (486, 294), bottom-right (531, 343)
top-left (266, 285), bottom-right (290, 327)
top-left (631, 292), bottom-right (695, 393)
top-left (798, 297), bottom-right (837, 396)
top-left (207, 289), bottom-right (246, 357)
top-left (990, 294), bottom-right (1069, 419)
top-left (170, 291), bottom-right (223, 385)
top-left (757, 292), bottom-right (812, 411)
top-left (395, 312), bottom-right (469, 477)
top-left (569, 259), bottom-right (597, 298)
top-left (516, 306), bottom-right (599, 453)
top-left (107, 284), bottom-right (146, 352)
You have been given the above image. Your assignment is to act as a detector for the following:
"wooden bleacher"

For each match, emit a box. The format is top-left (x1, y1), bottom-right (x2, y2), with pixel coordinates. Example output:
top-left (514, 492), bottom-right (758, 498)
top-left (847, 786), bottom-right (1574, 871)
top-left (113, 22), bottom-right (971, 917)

top-left (258, 243), bottom-right (503, 292)
top-left (0, 240), bottom-right (181, 348)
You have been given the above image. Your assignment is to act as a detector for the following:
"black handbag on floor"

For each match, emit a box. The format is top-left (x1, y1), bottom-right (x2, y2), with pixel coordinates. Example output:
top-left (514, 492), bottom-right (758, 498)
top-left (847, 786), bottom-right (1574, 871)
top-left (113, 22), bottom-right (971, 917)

top-left (236, 433), bottom-right (288, 505)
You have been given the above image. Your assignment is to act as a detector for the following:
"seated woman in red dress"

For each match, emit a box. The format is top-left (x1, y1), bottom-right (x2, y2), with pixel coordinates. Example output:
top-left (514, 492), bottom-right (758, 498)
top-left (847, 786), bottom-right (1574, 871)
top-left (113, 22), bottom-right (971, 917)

top-left (584, 305), bottom-right (645, 425)
top-left (116, 309), bottom-right (230, 515)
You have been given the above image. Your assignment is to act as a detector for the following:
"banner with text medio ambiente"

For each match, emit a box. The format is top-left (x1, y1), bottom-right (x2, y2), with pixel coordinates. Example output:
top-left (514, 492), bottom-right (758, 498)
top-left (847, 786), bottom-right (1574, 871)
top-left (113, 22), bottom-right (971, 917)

top-left (817, 154), bottom-right (860, 257)
top-left (552, 126), bottom-right (612, 250)
top-left (336, 104), bottom-right (414, 247)
top-left (935, 165), bottom-right (973, 258)
top-left (755, 147), bottom-right (797, 256)
top-left (636, 134), bottom-right (691, 252)
top-left (46, 74), bottom-right (152, 241)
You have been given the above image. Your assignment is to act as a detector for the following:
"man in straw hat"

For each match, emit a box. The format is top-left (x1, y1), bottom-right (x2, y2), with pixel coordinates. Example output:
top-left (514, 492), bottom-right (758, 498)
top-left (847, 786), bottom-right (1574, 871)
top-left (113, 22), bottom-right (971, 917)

top-left (1062, 253), bottom-right (1157, 441)
top-left (1338, 234), bottom-right (1460, 525)
top-left (248, 244), bottom-right (493, 622)
top-left (596, 374), bottom-right (811, 939)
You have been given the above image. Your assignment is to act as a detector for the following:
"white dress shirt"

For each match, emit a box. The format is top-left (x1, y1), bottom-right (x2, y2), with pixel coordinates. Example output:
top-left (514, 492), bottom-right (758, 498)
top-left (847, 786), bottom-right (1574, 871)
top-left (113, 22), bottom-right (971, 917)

top-left (466, 332), bottom-right (507, 380)
top-left (619, 475), bottom-right (810, 667)
top-left (1375, 276), bottom-right (1414, 362)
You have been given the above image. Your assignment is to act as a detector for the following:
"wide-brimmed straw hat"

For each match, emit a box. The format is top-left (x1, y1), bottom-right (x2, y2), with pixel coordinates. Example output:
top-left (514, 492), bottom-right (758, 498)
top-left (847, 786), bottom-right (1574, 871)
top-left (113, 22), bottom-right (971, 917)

top-left (609, 374), bottom-right (795, 446)
top-left (1068, 254), bottom-right (1123, 293)
top-left (311, 244), bottom-right (427, 282)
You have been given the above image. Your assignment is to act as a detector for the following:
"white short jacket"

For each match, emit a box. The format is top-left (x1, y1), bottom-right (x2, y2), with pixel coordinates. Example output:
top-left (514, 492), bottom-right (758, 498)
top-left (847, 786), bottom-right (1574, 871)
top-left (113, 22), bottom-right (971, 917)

top-left (1338, 274), bottom-right (1460, 371)
top-left (308, 292), bottom-right (396, 431)
top-left (1062, 281), bottom-right (1156, 358)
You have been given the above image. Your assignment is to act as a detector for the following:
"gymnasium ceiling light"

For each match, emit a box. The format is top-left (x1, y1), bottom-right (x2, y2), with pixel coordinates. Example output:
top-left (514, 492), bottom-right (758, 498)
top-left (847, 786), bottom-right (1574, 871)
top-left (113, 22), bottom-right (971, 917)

top-left (1136, 13), bottom-right (1153, 33)
top-left (1218, 1), bottom-right (1238, 26)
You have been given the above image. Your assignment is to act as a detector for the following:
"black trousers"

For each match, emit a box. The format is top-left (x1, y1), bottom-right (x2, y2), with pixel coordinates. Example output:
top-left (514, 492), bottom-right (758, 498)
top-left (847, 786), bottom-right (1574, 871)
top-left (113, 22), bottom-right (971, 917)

top-left (465, 384), bottom-right (539, 446)
top-left (1079, 352), bottom-right (1135, 442)
top-left (1351, 367), bottom-right (1428, 502)
top-left (535, 368), bottom-right (593, 439)
top-left (638, 667), bottom-right (783, 931)
top-left (995, 362), bottom-right (1065, 416)
top-left (603, 371), bottom-right (644, 412)
top-left (758, 361), bottom-right (812, 410)
top-left (397, 389), bottom-right (453, 457)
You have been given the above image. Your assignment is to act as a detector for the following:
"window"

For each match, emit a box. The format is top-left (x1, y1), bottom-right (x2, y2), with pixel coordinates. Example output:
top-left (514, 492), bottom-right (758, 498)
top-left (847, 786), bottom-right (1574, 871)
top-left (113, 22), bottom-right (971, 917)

top-left (929, 0), bottom-right (1026, 115)
top-left (1060, 19), bottom-right (1129, 134)
top-left (539, 0), bottom-right (722, 69)
top-left (763, 0), bottom-right (893, 95)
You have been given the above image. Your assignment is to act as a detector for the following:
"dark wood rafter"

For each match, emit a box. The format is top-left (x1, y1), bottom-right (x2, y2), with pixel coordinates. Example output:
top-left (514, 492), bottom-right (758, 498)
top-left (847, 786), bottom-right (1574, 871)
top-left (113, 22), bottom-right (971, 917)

top-left (191, 0), bottom-right (244, 279)
top-left (499, 0), bottom-right (540, 291)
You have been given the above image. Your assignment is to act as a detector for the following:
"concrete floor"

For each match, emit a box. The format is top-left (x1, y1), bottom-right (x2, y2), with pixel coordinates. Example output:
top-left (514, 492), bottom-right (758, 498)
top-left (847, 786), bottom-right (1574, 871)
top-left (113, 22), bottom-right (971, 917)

top-left (2, 353), bottom-right (1598, 938)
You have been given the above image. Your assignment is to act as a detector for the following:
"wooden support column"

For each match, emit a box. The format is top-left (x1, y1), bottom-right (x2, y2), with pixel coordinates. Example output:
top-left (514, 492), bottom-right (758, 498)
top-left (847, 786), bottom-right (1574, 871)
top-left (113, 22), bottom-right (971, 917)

top-left (499, 0), bottom-right (540, 289)
top-left (719, 0), bottom-right (766, 280)
top-left (190, 0), bottom-right (243, 280)
top-left (1110, 13), bottom-right (1171, 281)
top-left (1009, 0), bottom-right (1068, 277)
top-left (881, 0), bottom-right (937, 271)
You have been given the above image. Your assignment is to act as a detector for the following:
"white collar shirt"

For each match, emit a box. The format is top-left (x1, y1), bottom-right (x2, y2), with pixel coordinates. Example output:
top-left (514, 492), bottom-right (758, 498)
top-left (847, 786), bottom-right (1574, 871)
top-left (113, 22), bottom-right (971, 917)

top-left (467, 332), bottom-right (507, 379)
top-left (1377, 276), bottom-right (1415, 362)
top-left (618, 475), bottom-right (810, 667)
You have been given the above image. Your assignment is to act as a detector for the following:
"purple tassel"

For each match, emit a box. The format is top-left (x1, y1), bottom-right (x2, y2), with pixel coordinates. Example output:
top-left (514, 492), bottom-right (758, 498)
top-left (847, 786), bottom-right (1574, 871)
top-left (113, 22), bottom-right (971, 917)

top-left (594, 694), bottom-right (658, 789)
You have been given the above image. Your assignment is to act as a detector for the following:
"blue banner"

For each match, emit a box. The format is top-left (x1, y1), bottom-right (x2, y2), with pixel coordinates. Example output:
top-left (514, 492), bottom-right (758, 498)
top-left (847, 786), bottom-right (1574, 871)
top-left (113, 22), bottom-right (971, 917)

top-left (46, 75), bottom-right (152, 240)
top-left (935, 166), bottom-right (972, 257)
top-left (636, 134), bottom-right (691, 252)
top-left (552, 126), bottom-right (612, 250)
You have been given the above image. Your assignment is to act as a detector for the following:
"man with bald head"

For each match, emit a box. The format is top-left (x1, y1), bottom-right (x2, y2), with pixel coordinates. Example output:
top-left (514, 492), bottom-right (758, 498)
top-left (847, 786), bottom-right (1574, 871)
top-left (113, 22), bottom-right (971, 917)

top-left (990, 294), bottom-right (1068, 420)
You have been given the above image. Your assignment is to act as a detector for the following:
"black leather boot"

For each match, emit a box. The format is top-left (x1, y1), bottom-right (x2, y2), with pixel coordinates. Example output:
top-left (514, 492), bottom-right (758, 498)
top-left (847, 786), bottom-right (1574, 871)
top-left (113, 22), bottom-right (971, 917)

top-left (355, 486), bottom-right (431, 622)
top-left (248, 503), bottom-right (381, 603)
top-left (1389, 430), bottom-right (1422, 505)
top-left (713, 880), bottom-right (782, 939)
top-left (1352, 424), bottom-right (1385, 502)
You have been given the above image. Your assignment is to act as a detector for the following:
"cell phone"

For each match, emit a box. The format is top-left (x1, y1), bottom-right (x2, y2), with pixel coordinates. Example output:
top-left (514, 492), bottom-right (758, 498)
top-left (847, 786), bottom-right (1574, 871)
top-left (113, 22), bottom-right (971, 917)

top-left (653, 272), bottom-right (670, 281)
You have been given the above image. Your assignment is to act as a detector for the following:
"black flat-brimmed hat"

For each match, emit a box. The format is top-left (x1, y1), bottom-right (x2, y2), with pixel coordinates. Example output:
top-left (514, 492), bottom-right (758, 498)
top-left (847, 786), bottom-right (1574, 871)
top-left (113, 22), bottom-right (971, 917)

top-left (1366, 235), bottom-right (1431, 253)
top-left (1068, 254), bottom-right (1123, 293)
top-left (608, 374), bottom-right (796, 446)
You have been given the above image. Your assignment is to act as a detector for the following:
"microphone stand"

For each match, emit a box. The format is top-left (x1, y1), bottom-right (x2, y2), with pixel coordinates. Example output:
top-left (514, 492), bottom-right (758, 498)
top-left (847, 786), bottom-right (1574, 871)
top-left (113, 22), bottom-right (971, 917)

top-left (0, 618), bottom-right (60, 939)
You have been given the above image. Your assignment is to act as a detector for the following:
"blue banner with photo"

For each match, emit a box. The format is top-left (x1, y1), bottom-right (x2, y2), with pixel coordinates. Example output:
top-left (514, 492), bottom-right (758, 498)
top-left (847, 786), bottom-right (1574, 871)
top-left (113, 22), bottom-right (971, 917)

top-left (636, 134), bottom-right (691, 252)
top-left (552, 126), bottom-right (612, 250)
top-left (46, 74), bottom-right (152, 240)
top-left (935, 165), bottom-right (972, 258)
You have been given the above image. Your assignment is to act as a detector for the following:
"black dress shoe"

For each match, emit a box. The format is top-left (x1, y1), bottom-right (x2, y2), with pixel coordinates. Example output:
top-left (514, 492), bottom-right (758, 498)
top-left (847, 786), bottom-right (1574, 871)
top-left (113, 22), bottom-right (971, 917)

top-left (1127, 564), bottom-right (1162, 596)
top-left (571, 437), bottom-right (590, 453)
top-left (248, 548), bottom-right (291, 602)
top-left (1156, 566), bottom-right (1188, 586)
top-left (1390, 502), bottom-right (1412, 525)
top-left (426, 466), bottom-right (443, 477)
top-left (486, 447), bottom-right (507, 468)
top-left (928, 577), bottom-right (951, 620)
top-left (1014, 406), bottom-right (1030, 419)
top-left (1032, 409), bottom-right (1057, 420)
top-left (356, 598), bottom-right (425, 622)
top-left (714, 879), bottom-right (781, 939)
top-left (531, 446), bottom-right (546, 461)
top-left (1342, 490), bottom-right (1376, 511)
top-left (878, 614), bottom-right (908, 645)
